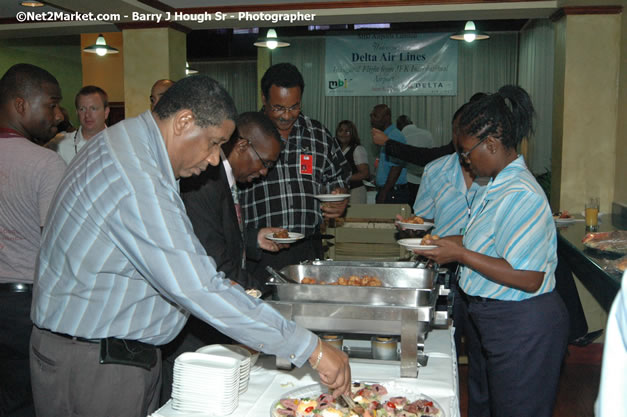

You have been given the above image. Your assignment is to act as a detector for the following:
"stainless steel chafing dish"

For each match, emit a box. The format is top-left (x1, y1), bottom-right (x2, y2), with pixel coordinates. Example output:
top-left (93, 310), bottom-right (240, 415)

top-left (266, 261), bottom-right (449, 378)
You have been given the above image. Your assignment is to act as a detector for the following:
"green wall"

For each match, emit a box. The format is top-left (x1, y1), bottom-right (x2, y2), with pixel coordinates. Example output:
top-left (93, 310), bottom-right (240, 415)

top-left (0, 35), bottom-right (82, 127)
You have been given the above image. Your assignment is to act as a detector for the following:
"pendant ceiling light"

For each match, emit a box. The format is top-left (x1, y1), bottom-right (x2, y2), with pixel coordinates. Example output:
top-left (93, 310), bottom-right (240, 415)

top-left (254, 29), bottom-right (290, 49)
top-left (21, 1), bottom-right (45, 6)
top-left (450, 21), bottom-right (490, 43)
top-left (83, 34), bottom-right (119, 56)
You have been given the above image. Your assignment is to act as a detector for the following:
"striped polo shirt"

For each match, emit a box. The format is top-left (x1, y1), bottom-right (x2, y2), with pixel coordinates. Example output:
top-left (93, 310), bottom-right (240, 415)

top-left (459, 156), bottom-right (557, 301)
top-left (413, 153), bottom-right (483, 237)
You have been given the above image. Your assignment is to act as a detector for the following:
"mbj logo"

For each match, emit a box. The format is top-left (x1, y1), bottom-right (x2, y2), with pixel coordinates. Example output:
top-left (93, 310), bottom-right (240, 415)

top-left (328, 78), bottom-right (350, 90)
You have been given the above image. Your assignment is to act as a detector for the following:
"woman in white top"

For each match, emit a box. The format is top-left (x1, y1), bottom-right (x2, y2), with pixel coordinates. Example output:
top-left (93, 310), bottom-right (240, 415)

top-left (335, 120), bottom-right (369, 204)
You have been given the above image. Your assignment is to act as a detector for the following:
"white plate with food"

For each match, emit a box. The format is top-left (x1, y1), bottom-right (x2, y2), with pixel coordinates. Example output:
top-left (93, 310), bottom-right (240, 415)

top-left (271, 381), bottom-right (444, 417)
top-left (396, 221), bottom-right (435, 230)
top-left (265, 232), bottom-right (305, 244)
top-left (553, 211), bottom-right (579, 225)
top-left (397, 238), bottom-right (438, 250)
top-left (314, 194), bottom-right (351, 202)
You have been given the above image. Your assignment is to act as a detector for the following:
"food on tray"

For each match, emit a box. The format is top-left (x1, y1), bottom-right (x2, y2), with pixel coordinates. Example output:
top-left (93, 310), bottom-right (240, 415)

top-left (273, 383), bottom-right (441, 417)
top-left (582, 230), bottom-right (627, 255)
top-left (403, 216), bottom-right (425, 224)
top-left (617, 256), bottom-right (627, 272)
top-left (553, 210), bottom-right (573, 219)
top-left (300, 275), bottom-right (383, 287)
top-left (422, 234), bottom-right (440, 241)
top-left (273, 229), bottom-right (290, 239)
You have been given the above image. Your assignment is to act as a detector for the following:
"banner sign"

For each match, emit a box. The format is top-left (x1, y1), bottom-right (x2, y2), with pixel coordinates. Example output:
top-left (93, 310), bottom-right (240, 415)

top-left (325, 33), bottom-right (457, 96)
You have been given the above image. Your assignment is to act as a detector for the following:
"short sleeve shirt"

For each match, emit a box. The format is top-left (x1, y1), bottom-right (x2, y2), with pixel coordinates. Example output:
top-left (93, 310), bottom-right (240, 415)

top-left (0, 134), bottom-right (66, 283)
top-left (459, 156), bottom-right (557, 301)
top-left (413, 153), bottom-right (483, 237)
top-left (376, 126), bottom-right (407, 186)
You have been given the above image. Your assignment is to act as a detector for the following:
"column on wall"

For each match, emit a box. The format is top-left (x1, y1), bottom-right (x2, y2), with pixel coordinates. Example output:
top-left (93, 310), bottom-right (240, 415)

top-left (256, 48), bottom-right (271, 110)
top-left (121, 26), bottom-right (187, 118)
top-left (550, 6), bottom-right (622, 214)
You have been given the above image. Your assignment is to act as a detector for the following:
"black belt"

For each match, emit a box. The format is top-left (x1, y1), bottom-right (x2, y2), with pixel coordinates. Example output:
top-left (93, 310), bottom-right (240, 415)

top-left (459, 289), bottom-right (499, 303)
top-left (0, 283), bottom-right (33, 293)
top-left (40, 327), bottom-right (158, 370)
top-left (377, 184), bottom-right (408, 191)
top-left (45, 328), bottom-right (100, 344)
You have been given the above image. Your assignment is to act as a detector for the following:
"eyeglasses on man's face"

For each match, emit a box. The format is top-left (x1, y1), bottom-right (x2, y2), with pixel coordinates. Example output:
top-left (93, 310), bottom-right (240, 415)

top-left (458, 137), bottom-right (487, 163)
top-left (242, 137), bottom-right (274, 170)
top-left (268, 103), bottom-right (301, 115)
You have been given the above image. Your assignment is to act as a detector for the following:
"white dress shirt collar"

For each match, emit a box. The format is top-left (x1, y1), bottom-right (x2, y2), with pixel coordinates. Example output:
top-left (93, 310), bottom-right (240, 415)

top-left (221, 150), bottom-right (236, 190)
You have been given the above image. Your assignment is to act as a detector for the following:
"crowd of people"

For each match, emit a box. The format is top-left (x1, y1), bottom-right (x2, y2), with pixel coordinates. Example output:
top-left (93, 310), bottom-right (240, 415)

top-left (0, 61), bottom-right (621, 417)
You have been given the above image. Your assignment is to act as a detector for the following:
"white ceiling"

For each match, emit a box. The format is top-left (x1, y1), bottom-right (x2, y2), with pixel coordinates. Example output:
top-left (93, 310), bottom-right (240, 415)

top-left (0, 0), bottom-right (559, 38)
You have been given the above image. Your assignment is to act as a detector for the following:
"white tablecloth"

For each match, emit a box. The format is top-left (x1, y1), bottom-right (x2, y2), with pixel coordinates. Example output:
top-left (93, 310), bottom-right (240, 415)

top-left (151, 327), bottom-right (460, 417)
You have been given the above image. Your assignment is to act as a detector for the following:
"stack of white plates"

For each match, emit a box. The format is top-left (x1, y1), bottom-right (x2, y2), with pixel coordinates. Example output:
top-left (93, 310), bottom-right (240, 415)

top-left (171, 352), bottom-right (240, 414)
top-left (196, 344), bottom-right (252, 394)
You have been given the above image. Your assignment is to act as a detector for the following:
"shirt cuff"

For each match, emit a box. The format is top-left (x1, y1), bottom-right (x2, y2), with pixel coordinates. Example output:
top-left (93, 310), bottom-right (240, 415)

top-left (286, 326), bottom-right (319, 367)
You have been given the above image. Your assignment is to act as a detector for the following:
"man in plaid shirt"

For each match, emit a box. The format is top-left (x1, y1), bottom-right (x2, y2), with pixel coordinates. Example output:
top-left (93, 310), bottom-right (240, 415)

top-left (241, 63), bottom-right (350, 276)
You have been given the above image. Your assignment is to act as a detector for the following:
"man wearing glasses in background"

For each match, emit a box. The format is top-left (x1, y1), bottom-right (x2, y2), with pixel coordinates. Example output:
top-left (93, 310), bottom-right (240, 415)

top-left (48, 85), bottom-right (109, 164)
top-left (240, 63), bottom-right (351, 277)
top-left (160, 112), bottom-right (289, 405)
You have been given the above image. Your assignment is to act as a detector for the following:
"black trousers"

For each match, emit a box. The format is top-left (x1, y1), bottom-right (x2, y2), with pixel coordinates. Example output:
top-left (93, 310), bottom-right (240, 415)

top-left (554, 256), bottom-right (589, 342)
top-left (376, 186), bottom-right (411, 205)
top-left (0, 291), bottom-right (34, 417)
top-left (467, 291), bottom-right (568, 417)
top-left (452, 282), bottom-right (490, 417)
top-left (408, 182), bottom-right (420, 209)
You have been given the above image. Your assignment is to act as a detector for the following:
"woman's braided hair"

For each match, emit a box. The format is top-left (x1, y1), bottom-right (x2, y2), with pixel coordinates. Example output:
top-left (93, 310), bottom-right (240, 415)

top-left (457, 85), bottom-right (535, 149)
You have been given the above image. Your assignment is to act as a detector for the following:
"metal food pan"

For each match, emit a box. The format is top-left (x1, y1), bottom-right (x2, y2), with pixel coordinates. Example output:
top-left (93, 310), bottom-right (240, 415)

top-left (269, 264), bottom-right (436, 307)
top-left (306, 260), bottom-right (421, 268)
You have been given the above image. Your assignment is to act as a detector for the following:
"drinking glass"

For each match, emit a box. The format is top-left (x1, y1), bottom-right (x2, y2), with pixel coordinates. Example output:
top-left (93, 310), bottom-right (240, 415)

top-left (585, 197), bottom-right (600, 229)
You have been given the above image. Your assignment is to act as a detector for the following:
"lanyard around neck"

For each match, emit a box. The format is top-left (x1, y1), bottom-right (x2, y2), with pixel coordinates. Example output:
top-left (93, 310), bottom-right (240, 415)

top-left (74, 130), bottom-right (80, 154)
top-left (463, 179), bottom-right (492, 236)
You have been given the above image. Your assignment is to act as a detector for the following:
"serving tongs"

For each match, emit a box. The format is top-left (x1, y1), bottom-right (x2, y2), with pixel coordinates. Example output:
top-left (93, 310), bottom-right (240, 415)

top-left (265, 265), bottom-right (299, 284)
top-left (339, 394), bottom-right (364, 416)
top-left (412, 255), bottom-right (437, 270)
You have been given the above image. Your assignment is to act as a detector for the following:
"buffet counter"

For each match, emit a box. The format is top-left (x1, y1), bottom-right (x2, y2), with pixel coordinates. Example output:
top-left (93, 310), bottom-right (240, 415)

top-left (557, 216), bottom-right (624, 312)
top-left (151, 327), bottom-right (460, 417)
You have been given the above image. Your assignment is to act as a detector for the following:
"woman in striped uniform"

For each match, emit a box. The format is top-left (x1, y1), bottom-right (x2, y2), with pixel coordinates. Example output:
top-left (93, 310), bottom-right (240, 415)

top-left (416, 85), bottom-right (568, 417)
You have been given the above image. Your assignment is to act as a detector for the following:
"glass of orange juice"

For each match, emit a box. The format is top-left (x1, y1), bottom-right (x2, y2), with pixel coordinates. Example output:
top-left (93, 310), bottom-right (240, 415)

top-left (585, 197), bottom-right (600, 228)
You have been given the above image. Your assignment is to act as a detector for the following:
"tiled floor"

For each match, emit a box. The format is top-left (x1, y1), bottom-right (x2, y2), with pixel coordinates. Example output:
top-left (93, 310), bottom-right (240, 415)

top-left (458, 343), bottom-right (603, 417)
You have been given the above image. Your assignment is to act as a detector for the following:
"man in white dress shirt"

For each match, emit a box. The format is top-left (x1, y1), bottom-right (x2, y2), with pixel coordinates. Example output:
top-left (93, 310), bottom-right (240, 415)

top-left (47, 85), bottom-right (109, 164)
top-left (397, 115), bottom-right (434, 206)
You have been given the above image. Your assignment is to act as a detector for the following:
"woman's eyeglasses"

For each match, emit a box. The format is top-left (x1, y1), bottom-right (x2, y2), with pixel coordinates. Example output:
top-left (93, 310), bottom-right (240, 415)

top-left (458, 137), bottom-right (487, 163)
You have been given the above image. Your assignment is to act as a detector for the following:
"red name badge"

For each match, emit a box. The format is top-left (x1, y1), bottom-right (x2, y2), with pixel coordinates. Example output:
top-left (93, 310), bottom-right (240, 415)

top-left (300, 154), bottom-right (313, 175)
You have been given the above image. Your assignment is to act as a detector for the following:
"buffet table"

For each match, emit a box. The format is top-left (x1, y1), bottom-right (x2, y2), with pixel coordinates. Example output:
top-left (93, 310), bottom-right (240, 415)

top-left (151, 327), bottom-right (460, 417)
top-left (557, 216), bottom-right (624, 312)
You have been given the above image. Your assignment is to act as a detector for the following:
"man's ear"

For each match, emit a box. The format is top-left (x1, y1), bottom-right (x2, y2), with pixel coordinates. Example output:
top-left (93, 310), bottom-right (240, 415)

top-left (104, 105), bottom-right (110, 121)
top-left (235, 137), bottom-right (249, 154)
top-left (172, 109), bottom-right (195, 137)
top-left (14, 97), bottom-right (27, 116)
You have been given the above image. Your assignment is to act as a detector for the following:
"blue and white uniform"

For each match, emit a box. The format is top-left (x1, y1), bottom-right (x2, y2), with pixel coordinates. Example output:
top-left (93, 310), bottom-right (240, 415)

top-left (459, 155), bottom-right (556, 301)
top-left (413, 153), bottom-right (483, 237)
